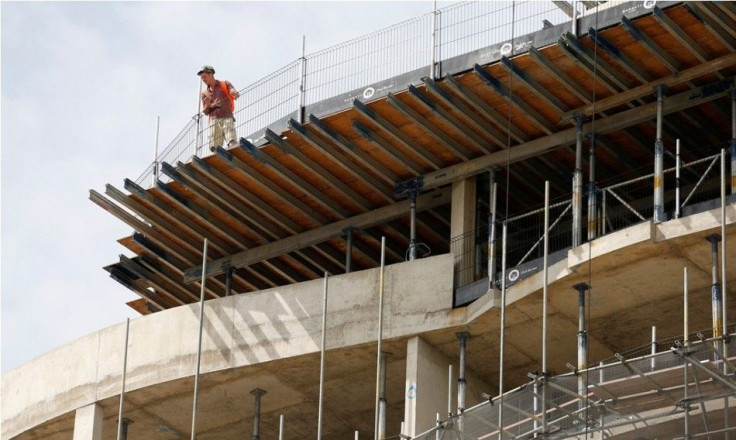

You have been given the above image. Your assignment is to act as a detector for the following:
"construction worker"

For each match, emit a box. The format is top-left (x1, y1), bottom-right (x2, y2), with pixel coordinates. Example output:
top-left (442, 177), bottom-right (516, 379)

top-left (197, 65), bottom-right (240, 152)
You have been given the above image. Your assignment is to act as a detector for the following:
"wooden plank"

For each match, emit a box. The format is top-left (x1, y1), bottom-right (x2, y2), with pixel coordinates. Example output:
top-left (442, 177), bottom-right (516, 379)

top-left (473, 65), bottom-right (556, 135)
top-left (265, 129), bottom-right (374, 210)
top-left (351, 119), bottom-right (425, 175)
top-left (352, 100), bottom-right (443, 171)
top-left (239, 140), bottom-right (351, 219)
top-left (406, 85), bottom-right (494, 155)
top-left (308, 114), bottom-right (398, 184)
top-left (423, 77), bottom-right (508, 147)
top-left (288, 118), bottom-right (395, 201)
top-left (214, 146), bottom-right (329, 225)
top-left (386, 93), bottom-right (472, 160)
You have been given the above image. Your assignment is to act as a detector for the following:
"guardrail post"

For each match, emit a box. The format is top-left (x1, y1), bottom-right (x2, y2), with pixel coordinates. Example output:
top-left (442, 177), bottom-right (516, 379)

top-left (196, 80), bottom-right (203, 158)
top-left (299, 35), bottom-right (307, 124)
top-left (152, 116), bottom-right (160, 187)
top-left (430, 1), bottom-right (439, 80)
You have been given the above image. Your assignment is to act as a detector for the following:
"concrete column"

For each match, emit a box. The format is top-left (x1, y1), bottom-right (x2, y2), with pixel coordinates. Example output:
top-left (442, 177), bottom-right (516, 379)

top-left (451, 177), bottom-right (477, 287)
top-left (404, 336), bottom-right (452, 438)
top-left (73, 403), bottom-right (103, 440)
top-left (404, 336), bottom-right (487, 437)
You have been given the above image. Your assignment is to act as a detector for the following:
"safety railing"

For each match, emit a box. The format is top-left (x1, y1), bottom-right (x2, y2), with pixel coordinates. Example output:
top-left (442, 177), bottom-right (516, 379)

top-left (451, 144), bottom-right (732, 289)
top-left (134, 0), bottom-right (578, 186)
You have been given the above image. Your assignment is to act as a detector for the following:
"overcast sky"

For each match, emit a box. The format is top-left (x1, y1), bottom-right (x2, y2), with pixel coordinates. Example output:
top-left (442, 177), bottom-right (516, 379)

top-left (1, 0), bottom-right (456, 373)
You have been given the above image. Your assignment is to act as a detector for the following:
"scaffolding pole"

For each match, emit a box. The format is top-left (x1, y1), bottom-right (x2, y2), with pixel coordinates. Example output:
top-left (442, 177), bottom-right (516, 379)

top-left (676, 139), bottom-right (681, 219)
top-left (374, 237), bottom-right (386, 440)
top-left (317, 272), bottom-right (328, 440)
top-left (499, 222), bottom-right (508, 434)
top-left (190, 238), bottom-right (208, 440)
top-left (116, 318), bottom-right (131, 440)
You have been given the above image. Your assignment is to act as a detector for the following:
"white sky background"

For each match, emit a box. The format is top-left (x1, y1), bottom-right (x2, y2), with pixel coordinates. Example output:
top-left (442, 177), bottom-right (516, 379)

top-left (0, 0), bottom-right (455, 373)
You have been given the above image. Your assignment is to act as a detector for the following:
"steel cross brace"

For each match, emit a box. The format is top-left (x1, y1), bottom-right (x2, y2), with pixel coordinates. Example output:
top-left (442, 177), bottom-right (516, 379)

top-left (674, 348), bottom-right (736, 393)
top-left (614, 354), bottom-right (682, 404)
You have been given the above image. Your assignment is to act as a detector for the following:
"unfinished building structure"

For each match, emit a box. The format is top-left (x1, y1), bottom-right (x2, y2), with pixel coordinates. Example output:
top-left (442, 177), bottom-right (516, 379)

top-left (3, 1), bottom-right (736, 439)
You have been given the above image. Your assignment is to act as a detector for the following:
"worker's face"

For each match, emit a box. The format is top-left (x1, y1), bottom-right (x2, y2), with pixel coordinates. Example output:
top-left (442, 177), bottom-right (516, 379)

top-left (199, 72), bottom-right (215, 86)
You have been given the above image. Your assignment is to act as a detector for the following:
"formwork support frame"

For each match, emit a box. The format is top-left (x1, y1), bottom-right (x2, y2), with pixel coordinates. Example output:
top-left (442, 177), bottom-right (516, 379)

top-left (654, 85), bottom-right (666, 223)
top-left (573, 115), bottom-right (584, 247)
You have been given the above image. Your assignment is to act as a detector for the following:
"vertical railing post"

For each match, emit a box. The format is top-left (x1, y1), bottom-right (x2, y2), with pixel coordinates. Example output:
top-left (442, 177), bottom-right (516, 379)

top-left (152, 116), bottom-right (160, 187)
top-left (299, 35), bottom-right (307, 124)
top-left (196, 80), bottom-right (204, 158)
top-left (573, 115), bottom-right (584, 247)
top-left (653, 85), bottom-right (666, 223)
top-left (430, 1), bottom-right (438, 80)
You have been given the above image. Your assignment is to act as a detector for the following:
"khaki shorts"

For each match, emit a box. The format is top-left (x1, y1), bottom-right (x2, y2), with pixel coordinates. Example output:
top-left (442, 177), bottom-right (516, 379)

top-left (208, 117), bottom-right (237, 151)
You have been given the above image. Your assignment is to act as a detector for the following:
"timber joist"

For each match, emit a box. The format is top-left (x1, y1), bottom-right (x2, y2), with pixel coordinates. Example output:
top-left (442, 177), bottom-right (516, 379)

top-left (91, 2), bottom-right (736, 312)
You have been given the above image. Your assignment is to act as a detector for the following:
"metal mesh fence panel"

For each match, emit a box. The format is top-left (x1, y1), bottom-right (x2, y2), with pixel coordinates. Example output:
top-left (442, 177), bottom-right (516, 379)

top-left (305, 15), bottom-right (432, 104)
top-left (235, 60), bottom-right (301, 143)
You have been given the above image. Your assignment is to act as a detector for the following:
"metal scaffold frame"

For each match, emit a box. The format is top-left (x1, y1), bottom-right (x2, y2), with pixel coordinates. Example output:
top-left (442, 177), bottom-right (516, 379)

top-left (413, 335), bottom-right (736, 440)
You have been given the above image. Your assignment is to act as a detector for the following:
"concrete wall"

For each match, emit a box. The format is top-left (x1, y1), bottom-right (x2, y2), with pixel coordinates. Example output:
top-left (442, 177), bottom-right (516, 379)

top-left (1, 254), bottom-right (455, 440)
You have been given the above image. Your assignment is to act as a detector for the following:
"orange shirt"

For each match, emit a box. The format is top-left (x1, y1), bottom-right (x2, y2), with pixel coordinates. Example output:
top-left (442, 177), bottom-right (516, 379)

top-left (201, 80), bottom-right (236, 118)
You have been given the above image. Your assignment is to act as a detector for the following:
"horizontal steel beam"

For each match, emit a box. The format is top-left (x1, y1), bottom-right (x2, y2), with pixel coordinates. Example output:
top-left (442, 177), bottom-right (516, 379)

top-left (184, 187), bottom-right (451, 282)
